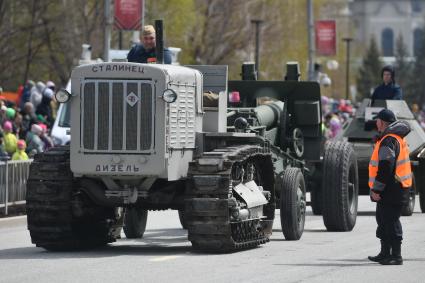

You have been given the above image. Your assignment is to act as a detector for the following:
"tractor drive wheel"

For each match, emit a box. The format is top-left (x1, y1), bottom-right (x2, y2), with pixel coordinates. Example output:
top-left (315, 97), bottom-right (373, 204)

top-left (178, 209), bottom-right (187, 229)
top-left (280, 168), bottom-right (306, 240)
top-left (401, 175), bottom-right (416, 216)
top-left (186, 145), bottom-right (275, 252)
top-left (26, 146), bottom-right (120, 251)
top-left (322, 141), bottom-right (359, 231)
top-left (124, 207), bottom-right (148, 239)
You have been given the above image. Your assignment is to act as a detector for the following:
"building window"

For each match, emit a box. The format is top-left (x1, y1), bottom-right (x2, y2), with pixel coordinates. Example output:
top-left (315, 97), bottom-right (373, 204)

top-left (414, 28), bottom-right (424, 57)
top-left (381, 28), bottom-right (394, 56)
top-left (412, 0), bottom-right (422, 13)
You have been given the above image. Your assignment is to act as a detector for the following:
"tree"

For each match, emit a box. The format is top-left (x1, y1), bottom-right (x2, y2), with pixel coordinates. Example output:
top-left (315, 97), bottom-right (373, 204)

top-left (191, 0), bottom-right (260, 79)
top-left (356, 37), bottom-right (382, 99)
top-left (0, 0), bottom-right (352, 97)
top-left (395, 34), bottom-right (413, 102)
top-left (0, 0), bottom-right (104, 90)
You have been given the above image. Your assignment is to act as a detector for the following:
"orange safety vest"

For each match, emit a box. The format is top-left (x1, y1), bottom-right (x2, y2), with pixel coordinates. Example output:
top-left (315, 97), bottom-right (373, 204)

top-left (369, 133), bottom-right (412, 190)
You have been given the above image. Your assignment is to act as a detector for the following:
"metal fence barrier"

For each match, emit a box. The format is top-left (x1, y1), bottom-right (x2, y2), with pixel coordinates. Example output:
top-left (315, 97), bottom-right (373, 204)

top-left (0, 159), bottom-right (32, 215)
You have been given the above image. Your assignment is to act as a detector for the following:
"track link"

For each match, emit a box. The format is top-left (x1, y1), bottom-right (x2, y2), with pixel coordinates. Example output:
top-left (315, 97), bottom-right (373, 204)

top-left (185, 145), bottom-right (274, 252)
top-left (26, 146), bottom-right (120, 251)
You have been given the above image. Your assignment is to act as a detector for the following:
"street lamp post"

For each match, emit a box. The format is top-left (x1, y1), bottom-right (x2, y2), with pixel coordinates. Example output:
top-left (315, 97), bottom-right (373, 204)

top-left (251, 19), bottom-right (263, 79)
top-left (307, 0), bottom-right (315, 81)
top-left (343, 37), bottom-right (353, 100)
top-left (103, 0), bottom-right (112, 62)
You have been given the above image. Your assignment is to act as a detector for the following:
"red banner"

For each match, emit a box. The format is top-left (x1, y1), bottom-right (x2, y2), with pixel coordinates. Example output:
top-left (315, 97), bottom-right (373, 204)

top-left (315, 20), bottom-right (336, 56)
top-left (114, 0), bottom-right (143, 30)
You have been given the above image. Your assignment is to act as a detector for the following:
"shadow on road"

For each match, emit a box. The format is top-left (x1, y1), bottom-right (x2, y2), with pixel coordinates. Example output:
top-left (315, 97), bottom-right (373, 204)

top-left (271, 228), bottom-right (328, 233)
top-left (275, 258), bottom-right (376, 267)
top-left (0, 228), bottom-right (197, 260)
top-left (357, 211), bottom-right (376, 216)
top-left (274, 262), bottom-right (376, 267)
top-left (303, 229), bottom-right (328, 232)
top-left (269, 228), bottom-right (328, 242)
top-left (274, 256), bottom-right (425, 267)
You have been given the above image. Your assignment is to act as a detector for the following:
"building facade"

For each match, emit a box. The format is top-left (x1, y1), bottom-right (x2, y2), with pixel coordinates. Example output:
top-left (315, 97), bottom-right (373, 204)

top-left (350, 0), bottom-right (425, 58)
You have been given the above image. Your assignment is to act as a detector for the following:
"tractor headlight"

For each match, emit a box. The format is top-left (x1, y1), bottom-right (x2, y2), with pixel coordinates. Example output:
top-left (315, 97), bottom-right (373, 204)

top-left (162, 89), bottom-right (177, 103)
top-left (55, 89), bottom-right (71, 103)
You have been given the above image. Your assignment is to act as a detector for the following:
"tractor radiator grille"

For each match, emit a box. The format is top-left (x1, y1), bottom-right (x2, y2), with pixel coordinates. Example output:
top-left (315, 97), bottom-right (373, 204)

top-left (81, 80), bottom-right (153, 153)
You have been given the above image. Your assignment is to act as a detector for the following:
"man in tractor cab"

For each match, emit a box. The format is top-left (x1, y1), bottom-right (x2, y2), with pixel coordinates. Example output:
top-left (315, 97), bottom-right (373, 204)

top-left (127, 25), bottom-right (172, 64)
top-left (371, 65), bottom-right (403, 102)
top-left (368, 109), bottom-right (411, 265)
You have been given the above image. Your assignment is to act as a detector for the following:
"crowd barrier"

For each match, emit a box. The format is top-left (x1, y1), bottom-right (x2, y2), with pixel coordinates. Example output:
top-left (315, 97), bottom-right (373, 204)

top-left (0, 159), bottom-right (32, 215)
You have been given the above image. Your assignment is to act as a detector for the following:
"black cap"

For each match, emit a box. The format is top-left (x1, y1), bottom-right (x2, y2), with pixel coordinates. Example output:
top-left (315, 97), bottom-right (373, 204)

top-left (376, 109), bottom-right (396, 123)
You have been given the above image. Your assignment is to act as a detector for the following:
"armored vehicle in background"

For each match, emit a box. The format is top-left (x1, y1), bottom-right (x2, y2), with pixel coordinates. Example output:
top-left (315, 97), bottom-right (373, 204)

top-left (336, 98), bottom-right (425, 214)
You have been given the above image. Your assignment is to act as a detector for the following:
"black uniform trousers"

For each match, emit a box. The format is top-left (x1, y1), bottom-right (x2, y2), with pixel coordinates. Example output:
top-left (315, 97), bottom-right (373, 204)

top-left (376, 201), bottom-right (403, 242)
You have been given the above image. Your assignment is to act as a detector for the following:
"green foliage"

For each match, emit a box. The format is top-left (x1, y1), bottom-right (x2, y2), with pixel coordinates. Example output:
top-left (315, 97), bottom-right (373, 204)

top-left (0, 0), bottom-right (104, 90)
top-left (144, 0), bottom-right (197, 64)
top-left (0, 0), bottom-right (350, 100)
top-left (356, 37), bottom-right (382, 99)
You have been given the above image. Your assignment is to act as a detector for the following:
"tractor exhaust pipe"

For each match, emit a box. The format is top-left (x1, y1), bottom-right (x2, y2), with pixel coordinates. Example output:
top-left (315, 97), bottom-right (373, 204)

top-left (155, 19), bottom-right (164, 64)
top-left (241, 62), bottom-right (257, 80)
top-left (285, 61), bottom-right (301, 81)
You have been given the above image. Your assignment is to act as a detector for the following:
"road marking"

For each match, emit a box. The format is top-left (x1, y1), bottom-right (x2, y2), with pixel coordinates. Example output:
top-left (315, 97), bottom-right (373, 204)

top-left (149, 255), bottom-right (182, 262)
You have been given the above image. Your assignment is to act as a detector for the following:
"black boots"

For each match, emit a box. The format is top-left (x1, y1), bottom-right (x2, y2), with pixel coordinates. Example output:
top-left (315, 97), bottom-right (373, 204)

top-left (368, 240), bottom-right (391, 262)
top-left (380, 241), bottom-right (403, 265)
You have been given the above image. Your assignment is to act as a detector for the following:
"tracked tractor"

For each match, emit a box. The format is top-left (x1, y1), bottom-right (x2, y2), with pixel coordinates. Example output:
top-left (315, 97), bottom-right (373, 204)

top-left (26, 22), bottom-right (359, 252)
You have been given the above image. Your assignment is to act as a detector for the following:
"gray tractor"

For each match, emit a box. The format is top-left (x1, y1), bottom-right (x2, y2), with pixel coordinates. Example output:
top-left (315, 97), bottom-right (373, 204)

top-left (336, 98), bottom-right (425, 215)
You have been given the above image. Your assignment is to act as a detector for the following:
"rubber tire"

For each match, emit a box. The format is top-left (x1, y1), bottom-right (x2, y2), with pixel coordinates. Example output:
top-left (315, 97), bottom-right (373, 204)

top-left (401, 175), bottom-right (416, 216)
top-left (178, 209), bottom-right (187, 229)
top-left (124, 208), bottom-right (148, 239)
top-left (280, 168), bottom-right (306, 240)
top-left (310, 189), bottom-right (322, 215)
top-left (322, 141), bottom-right (359, 231)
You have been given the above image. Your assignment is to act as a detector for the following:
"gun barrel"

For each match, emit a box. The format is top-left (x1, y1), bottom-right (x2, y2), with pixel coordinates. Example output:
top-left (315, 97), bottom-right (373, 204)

top-left (254, 101), bottom-right (284, 128)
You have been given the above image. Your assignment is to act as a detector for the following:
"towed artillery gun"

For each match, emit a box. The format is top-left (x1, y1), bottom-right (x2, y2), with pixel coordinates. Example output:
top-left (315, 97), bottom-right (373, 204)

top-left (336, 98), bottom-right (425, 214)
top-left (26, 22), bottom-right (358, 252)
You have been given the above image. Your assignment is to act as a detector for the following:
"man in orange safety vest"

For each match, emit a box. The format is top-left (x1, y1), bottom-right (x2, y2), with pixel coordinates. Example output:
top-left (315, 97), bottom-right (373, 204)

top-left (368, 109), bottom-right (412, 265)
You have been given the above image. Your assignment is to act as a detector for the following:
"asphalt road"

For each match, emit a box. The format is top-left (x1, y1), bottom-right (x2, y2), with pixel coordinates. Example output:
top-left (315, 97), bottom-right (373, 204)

top-left (0, 196), bottom-right (424, 283)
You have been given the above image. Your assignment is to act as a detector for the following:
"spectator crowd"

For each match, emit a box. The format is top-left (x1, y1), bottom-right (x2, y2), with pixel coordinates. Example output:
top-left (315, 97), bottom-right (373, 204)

top-left (0, 80), bottom-right (56, 161)
top-left (2, 80), bottom-right (425, 161)
top-left (321, 95), bottom-right (355, 139)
